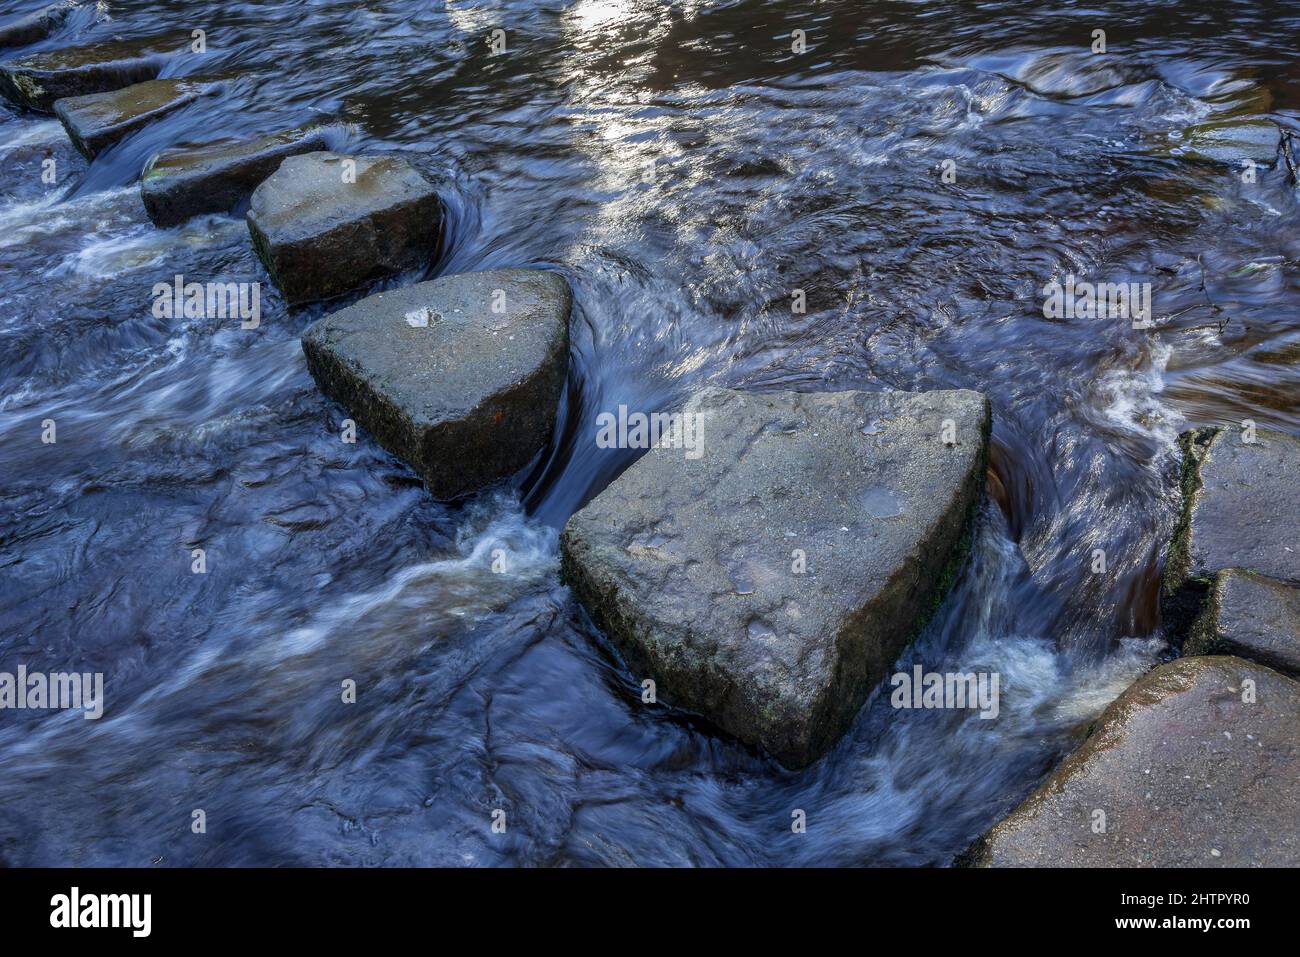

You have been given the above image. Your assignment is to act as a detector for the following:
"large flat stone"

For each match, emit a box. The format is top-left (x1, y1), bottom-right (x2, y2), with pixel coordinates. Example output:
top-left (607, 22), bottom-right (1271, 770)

top-left (1188, 569), bottom-right (1300, 678)
top-left (141, 127), bottom-right (333, 227)
top-left (0, 1), bottom-right (77, 50)
top-left (969, 656), bottom-right (1300, 867)
top-left (1163, 427), bottom-right (1300, 634)
top-left (0, 34), bottom-right (177, 112)
top-left (247, 151), bottom-right (442, 305)
top-left (301, 269), bottom-right (570, 499)
top-left (560, 387), bottom-right (990, 768)
top-left (53, 78), bottom-right (209, 159)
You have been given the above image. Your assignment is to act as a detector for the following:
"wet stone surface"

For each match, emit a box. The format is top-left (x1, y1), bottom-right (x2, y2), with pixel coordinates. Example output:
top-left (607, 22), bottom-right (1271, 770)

top-left (141, 126), bottom-right (334, 227)
top-left (0, 1), bottom-right (78, 50)
top-left (0, 34), bottom-right (177, 112)
top-left (53, 78), bottom-right (209, 159)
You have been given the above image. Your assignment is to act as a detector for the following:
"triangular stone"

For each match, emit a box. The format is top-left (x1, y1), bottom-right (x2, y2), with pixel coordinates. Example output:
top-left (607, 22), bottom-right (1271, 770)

top-left (560, 387), bottom-right (990, 767)
top-left (301, 269), bottom-right (571, 499)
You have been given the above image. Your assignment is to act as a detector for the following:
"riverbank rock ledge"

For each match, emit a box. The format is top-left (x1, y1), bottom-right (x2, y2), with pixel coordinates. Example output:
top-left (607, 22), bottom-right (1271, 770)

top-left (141, 127), bottom-right (332, 227)
top-left (969, 656), bottom-right (1300, 866)
top-left (560, 387), bottom-right (991, 768)
top-left (301, 269), bottom-right (570, 499)
top-left (1163, 426), bottom-right (1300, 640)
top-left (247, 151), bottom-right (442, 305)
top-left (54, 79), bottom-right (209, 159)
top-left (1166, 426), bottom-right (1300, 592)
top-left (0, 34), bottom-right (176, 112)
top-left (1187, 569), bottom-right (1300, 678)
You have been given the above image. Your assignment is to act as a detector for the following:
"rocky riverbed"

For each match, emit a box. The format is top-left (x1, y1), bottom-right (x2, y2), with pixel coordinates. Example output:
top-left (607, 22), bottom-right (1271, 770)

top-left (0, 0), bottom-right (1296, 867)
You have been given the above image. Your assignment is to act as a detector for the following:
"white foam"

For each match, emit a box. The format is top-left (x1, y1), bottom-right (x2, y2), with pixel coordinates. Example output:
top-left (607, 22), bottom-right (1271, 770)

top-left (1096, 339), bottom-right (1184, 450)
top-left (275, 498), bottom-right (558, 658)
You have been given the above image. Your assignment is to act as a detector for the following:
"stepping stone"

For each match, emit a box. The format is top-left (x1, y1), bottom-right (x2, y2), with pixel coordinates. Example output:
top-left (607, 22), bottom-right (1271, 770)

top-left (0, 1), bottom-right (78, 49)
top-left (0, 34), bottom-right (178, 112)
top-left (141, 127), bottom-right (333, 227)
top-left (1163, 427), bottom-right (1300, 632)
top-left (1187, 569), bottom-right (1300, 678)
top-left (53, 78), bottom-right (209, 159)
top-left (560, 387), bottom-right (990, 768)
top-left (301, 269), bottom-right (570, 499)
top-left (247, 151), bottom-right (442, 305)
top-left (969, 656), bottom-right (1300, 866)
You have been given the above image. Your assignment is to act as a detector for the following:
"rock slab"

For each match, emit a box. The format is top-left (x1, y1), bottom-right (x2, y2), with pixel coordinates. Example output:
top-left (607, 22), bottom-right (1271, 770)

top-left (1164, 427), bottom-right (1300, 634)
top-left (0, 34), bottom-right (175, 112)
top-left (1171, 119), bottom-right (1282, 168)
top-left (247, 151), bottom-right (442, 305)
top-left (53, 78), bottom-right (208, 159)
top-left (301, 269), bottom-right (570, 499)
top-left (970, 656), bottom-right (1300, 867)
top-left (142, 127), bottom-right (333, 227)
top-left (1188, 569), bottom-right (1300, 678)
top-left (560, 387), bottom-right (990, 768)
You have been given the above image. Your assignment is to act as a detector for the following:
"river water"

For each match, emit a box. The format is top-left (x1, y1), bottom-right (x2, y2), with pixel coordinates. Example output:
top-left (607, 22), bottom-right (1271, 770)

top-left (1, 0), bottom-right (1297, 866)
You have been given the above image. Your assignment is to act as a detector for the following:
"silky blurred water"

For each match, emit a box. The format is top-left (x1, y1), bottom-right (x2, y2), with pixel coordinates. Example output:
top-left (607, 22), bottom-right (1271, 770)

top-left (0, 0), bottom-right (1297, 866)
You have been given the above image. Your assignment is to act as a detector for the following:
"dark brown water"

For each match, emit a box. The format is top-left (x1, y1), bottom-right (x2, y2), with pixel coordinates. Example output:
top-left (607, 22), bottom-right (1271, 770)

top-left (1, 0), bottom-right (1297, 865)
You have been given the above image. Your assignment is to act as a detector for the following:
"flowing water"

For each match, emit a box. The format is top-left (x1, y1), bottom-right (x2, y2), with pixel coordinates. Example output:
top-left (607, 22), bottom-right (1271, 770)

top-left (1, 0), bottom-right (1298, 866)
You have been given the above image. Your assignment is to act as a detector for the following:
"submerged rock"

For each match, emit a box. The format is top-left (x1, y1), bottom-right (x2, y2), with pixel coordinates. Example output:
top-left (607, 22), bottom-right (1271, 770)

top-left (141, 127), bottom-right (333, 227)
top-left (969, 656), bottom-right (1300, 867)
top-left (1166, 119), bottom-right (1281, 168)
top-left (1163, 427), bottom-right (1300, 634)
top-left (560, 387), bottom-right (990, 768)
top-left (0, 1), bottom-right (77, 50)
top-left (1188, 569), bottom-right (1300, 678)
top-left (53, 78), bottom-right (209, 159)
top-left (0, 34), bottom-right (177, 112)
top-left (247, 151), bottom-right (442, 305)
top-left (301, 269), bottom-right (570, 499)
